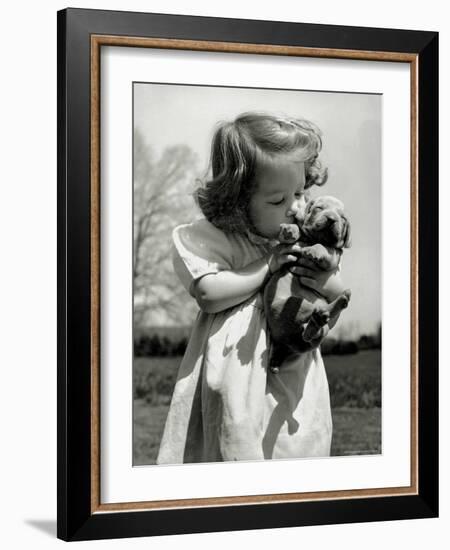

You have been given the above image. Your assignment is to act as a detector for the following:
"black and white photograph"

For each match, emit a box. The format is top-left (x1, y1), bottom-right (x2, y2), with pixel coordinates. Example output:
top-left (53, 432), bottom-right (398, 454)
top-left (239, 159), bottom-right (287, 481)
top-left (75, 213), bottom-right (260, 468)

top-left (132, 83), bottom-right (382, 466)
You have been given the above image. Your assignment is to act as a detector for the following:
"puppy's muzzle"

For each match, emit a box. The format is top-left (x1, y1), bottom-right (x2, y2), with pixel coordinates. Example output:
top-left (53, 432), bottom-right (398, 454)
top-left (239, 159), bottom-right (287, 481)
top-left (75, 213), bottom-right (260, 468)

top-left (314, 210), bottom-right (339, 229)
top-left (311, 210), bottom-right (346, 246)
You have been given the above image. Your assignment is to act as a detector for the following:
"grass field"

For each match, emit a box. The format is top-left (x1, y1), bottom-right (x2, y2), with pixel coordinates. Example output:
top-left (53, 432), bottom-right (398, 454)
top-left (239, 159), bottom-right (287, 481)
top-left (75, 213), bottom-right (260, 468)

top-left (133, 350), bottom-right (381, 465)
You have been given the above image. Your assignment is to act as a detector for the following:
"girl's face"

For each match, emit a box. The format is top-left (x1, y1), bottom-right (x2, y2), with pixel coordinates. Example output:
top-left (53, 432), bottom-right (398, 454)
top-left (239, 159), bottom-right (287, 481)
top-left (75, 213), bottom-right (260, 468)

top-left (248, 156), bottom-right (307, 239)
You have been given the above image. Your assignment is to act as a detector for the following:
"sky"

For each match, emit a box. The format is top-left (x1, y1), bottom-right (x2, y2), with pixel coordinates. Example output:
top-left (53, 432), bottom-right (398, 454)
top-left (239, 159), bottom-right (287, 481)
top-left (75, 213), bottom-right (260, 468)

top-left (134, 83), bottom-right (381, 337)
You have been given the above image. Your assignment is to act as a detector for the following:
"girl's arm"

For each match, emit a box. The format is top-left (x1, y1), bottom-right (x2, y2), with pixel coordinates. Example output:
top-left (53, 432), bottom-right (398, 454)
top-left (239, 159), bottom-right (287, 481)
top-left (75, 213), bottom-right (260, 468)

top-left (194, 244), bottom-right (299, 314)
top-left (193, 258), bottom-right (268, 313)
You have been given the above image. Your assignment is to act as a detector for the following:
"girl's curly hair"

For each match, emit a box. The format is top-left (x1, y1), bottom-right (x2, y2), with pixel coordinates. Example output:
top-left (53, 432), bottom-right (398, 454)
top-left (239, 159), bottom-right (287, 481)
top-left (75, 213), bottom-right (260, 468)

top-left (194, 112), bottom-right (328, 233)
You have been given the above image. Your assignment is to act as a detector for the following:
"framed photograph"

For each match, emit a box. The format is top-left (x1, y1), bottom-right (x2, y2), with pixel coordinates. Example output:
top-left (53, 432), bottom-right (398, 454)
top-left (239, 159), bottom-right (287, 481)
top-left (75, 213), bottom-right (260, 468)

top-left (57, 8), bottom-right (438, 541)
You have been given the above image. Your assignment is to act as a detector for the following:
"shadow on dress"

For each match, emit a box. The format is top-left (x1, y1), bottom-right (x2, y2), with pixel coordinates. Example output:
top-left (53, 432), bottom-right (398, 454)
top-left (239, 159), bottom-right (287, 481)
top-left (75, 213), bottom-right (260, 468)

top-left (262, 354), bottom-right (312, 459)
top-left (167, 294), bottom-right (311, 463)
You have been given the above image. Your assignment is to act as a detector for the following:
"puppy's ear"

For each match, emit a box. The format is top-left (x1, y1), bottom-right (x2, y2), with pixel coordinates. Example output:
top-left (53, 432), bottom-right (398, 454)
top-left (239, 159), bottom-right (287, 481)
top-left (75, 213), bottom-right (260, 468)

top-left (304, 199), bottom-right (315, 218)
top-left (295, 199), bottom-right (310, 226)
top-left (342, 218), bottom-right (352, 248)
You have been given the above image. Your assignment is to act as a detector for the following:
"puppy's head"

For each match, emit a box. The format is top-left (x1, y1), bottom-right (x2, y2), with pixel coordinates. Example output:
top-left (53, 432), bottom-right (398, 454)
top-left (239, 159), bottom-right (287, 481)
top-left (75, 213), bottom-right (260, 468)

top-left (301, 195), bottom-right (351, 249)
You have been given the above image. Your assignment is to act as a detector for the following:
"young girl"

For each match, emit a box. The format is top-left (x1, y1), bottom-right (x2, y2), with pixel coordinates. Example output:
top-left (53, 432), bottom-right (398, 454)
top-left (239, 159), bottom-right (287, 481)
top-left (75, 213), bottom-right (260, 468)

top-left (157, 112), bottom-right (347, 464)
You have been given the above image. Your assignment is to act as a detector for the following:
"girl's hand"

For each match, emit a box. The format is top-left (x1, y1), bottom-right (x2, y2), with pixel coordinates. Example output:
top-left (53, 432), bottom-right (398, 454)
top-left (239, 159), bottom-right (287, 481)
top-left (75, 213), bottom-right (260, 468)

top-left (290, 257), bottom-right (346, 302)
top-left (266, 243), bottom-right (303, 274)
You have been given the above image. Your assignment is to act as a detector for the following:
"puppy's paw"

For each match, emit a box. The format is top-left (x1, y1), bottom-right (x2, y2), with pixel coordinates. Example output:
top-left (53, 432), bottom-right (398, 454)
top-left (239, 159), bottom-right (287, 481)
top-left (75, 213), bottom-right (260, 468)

top-left (313, 308), bottom-right (330, 325)
top-left (303, 323), bottom-right (327, 343)
top-left (301, 244), bottom-right (327, 266)
top-left (279, 223), bottom-right (300, 244)
top-left (303, 308), bottom-right (329, 342)
top-left (336, 289), bottom-right (351, 310)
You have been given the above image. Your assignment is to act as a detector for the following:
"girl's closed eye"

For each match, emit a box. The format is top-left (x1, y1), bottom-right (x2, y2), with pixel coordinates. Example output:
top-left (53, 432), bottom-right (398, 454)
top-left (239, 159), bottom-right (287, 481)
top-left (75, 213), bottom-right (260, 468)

top-left (269, 197), bottom-right (284, 206)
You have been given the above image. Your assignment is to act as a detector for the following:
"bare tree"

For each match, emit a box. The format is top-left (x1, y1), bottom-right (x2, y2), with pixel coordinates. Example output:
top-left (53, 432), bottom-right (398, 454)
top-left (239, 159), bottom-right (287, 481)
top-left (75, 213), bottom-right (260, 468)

top-left (133, 128), bottom-right (200, 327)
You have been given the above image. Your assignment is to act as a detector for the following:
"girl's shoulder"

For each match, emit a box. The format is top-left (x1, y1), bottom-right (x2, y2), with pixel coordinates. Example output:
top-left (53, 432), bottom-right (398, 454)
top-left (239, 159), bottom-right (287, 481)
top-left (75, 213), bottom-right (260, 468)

top-left (173, 218), bottom-right (231, 249)
top-left (173, 217), bottom-right (225, 237)
top-left (172, 217), bottom-right (235, 266)
top-left (171, 218), bottom-right (238, 295)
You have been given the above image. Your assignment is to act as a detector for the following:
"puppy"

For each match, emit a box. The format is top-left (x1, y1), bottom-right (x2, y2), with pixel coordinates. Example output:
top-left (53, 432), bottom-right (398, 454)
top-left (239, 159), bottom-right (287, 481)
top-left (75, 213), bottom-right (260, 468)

top-left (264, 195), bottom-right (352, 372)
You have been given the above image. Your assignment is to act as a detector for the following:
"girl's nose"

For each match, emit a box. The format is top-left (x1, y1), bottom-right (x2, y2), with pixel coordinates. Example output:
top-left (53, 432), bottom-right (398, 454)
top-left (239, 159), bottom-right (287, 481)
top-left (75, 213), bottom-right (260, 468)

top-left (286, 200), bottom-right (299, 217)
top-left (287, 197), bottom-right (305, 218)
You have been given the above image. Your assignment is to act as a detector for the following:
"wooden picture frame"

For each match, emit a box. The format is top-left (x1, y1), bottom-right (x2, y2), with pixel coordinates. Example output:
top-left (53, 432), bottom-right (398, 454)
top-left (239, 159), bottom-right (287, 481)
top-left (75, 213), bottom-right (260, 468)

top-left (57, 7), bottom-right (438, 541)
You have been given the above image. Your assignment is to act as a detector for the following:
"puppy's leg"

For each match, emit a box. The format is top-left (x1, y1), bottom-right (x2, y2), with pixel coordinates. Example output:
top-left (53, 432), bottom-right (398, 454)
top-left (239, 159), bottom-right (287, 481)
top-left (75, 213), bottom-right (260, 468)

top-left (322, 289), bottom-right (352, 332)
top-left (306, 324), bottom-right (330, 348)
top-left (302, 289), bottom-right (350, 343)
top-left (329, 289), bottom-right (351, 317)
top-left (303, 302), bottom-right (330, 342)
